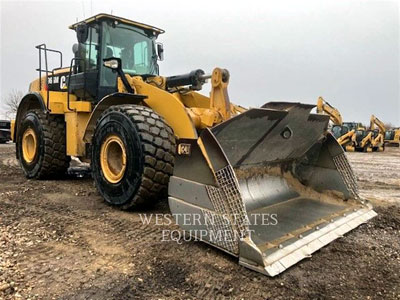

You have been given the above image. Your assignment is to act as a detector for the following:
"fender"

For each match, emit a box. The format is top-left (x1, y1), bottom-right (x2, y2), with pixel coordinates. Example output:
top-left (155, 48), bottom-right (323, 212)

top-left (14, 92), bottom-right (47, 158)
top-left (129, 76), bottom-right (198, 139)
top-left (83, 92), bottom-right (146, 143)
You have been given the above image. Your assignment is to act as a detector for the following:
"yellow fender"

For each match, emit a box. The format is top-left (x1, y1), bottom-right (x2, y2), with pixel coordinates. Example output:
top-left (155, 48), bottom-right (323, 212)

top-left (83, 93), bottom-right (147, 143)
top-left (129, 76), bottom-right (197, 139)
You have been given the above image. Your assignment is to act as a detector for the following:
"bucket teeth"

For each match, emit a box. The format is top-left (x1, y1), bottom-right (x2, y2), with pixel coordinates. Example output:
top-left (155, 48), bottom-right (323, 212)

top-left (168, 103), bottom-right (376, 276)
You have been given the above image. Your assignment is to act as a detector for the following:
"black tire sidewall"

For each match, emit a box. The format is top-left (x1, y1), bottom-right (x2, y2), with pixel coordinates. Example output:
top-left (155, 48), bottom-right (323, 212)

top-left (92, 111), bottom-right (144, 206)
top-left (17, 111), bottom-right (45, 177)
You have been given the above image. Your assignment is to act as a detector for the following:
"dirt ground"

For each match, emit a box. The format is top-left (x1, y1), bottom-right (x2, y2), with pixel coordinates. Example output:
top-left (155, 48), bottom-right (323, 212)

top-left (0, 143), bottom-right (399, 300)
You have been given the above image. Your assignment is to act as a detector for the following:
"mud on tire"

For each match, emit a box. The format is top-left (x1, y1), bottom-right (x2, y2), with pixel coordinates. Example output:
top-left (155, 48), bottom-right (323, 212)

top-left (91, 105), bottom-right (176, 210)
top-left (17, 109), bottom-right (70, 178)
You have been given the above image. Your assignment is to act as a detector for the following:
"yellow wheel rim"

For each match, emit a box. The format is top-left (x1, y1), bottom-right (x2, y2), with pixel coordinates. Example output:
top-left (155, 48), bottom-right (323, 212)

top-left (22, 128), bottom-right (37, 164)
top-left (100, 134), bottom-right (127, 184)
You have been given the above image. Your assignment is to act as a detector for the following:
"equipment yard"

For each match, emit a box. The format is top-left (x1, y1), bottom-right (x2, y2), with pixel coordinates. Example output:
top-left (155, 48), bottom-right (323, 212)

top-left (0, 142), bottom-right (399, 300)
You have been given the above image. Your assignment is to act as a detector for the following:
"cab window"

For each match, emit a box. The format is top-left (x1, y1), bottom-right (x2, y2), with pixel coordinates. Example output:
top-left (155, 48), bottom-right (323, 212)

top-left (81, 26), bottom-right (98, 70)
top-left (100, 21), bottom-right (157, 87)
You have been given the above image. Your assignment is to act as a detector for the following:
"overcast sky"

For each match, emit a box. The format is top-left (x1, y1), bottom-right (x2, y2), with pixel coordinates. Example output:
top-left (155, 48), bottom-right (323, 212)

top-left (0, 0), bottom-right (399, 125)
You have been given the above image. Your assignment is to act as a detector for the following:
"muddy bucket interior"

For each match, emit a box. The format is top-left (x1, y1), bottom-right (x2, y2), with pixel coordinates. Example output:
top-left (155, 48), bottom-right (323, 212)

top-left (240, 173), bottom-right (356, 246)
top-left (236, 165), bottom-right (375, 276)
top-left (168, 103), bottom-right (376, 276)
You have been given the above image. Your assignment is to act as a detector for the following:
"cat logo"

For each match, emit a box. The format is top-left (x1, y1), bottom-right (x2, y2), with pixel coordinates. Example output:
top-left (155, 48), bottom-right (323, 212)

top-left (177, 143), bottom-right (191, 155)
top-left (60, 76), bottom-right (67, 89)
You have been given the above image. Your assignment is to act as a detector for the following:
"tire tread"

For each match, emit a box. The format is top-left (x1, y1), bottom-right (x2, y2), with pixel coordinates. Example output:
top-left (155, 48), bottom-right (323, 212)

top-left (35, 110), bottom-right (70, 178)
top-left (95, 105), bottom-right (176, 209)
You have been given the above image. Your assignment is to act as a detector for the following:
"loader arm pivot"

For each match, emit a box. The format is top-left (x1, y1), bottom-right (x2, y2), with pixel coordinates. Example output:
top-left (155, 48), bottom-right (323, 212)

top-left (209, 68), bottom-right (231, 121)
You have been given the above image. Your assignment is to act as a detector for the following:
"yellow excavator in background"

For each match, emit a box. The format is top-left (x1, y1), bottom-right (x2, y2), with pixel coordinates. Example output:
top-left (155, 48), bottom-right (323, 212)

top-left (353, 123), bottom-right (374, 152)
top-left (11, 14), bottom-right (376, 277)
top-left (316, 97), bottom-right (343, 125)
top-left (369, 115), bottom-right (385, 152)
top-left (385, 128), bottom-right (400, 147)
top-left (316, 97), bottom-right (356, 151)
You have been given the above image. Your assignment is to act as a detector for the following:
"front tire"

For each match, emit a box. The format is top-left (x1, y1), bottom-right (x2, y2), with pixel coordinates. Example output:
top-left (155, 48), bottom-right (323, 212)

top-left (91, 105), bottom-right (176, 210)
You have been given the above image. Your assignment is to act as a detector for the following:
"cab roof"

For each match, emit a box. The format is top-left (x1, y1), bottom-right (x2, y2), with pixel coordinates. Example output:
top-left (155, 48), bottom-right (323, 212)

top-left (68, 13), bottom-right (165, 34)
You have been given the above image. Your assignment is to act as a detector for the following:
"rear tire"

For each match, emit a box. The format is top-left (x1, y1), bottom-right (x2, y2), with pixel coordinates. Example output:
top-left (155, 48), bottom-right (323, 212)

top-left (91, 105), bottom-right (176, 210)
top-left (17, 109), bottom-right (70, 178)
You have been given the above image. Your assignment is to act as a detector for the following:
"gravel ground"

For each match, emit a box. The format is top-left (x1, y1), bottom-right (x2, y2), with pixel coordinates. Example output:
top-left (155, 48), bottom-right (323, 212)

top-left (0, 143), bottom-right (399, 300)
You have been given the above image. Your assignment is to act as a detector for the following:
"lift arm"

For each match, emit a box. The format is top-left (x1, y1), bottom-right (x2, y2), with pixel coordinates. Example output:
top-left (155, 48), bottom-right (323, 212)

top-left (360, 131), bottom-right (373, 148)
top-left (337, 129), bottom-right (356, 146)
top-left (316, 97), bottom-right (343, 125)
top-left (369, 115), bottom-right (385, 148)
top-left (370, 115), bottom-right (385, 133)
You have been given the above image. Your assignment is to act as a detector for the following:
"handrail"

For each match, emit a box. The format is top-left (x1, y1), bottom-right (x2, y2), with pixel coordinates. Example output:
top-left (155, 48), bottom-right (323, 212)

top-left (35, 44), bottom-right (63, 112)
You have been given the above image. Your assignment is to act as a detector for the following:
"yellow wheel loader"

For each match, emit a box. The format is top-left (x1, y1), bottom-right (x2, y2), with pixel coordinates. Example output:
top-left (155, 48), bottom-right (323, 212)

top-left (385, 128), bottom-right (400, 147)
top-left (11, 14), bottom-right (376, 276)
top-left (368, 115), bottom-right (385, 152)
top-left (316, 97), bottom-right (356, 151)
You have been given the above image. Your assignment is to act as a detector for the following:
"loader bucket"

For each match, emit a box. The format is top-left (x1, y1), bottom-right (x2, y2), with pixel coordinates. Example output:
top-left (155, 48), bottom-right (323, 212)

top-left (168, 102), bottom-right (376, 276)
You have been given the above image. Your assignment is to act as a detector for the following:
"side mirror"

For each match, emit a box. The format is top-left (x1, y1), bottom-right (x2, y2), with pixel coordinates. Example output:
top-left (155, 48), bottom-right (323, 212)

top-left (72, 43), bottom-right (79, 56)
top-left (103, 57), bottom-right (134, 94)
top-left (103, 57), bottom-right (121, 71)
top-left (156, 42), bottom-right (164, 61)
top-left (76, 24), bottom-right (89, 43)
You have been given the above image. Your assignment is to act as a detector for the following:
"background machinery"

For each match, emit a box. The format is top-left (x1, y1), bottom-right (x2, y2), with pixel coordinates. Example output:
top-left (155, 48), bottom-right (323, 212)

top-left (385, 128), bottom-right (400, 147)
top-left (369, 115), bottom-right (385, 152)
top-left (353, 123), bottom-right (374, 152)
top-left (12, 14), bottom-right (376, 277)
top-left (316, 97), bottom-right (356, 151)
top-left (316, 96), bottom-right (343, 126)
top-left (0, 120), bottom-right (11, 144)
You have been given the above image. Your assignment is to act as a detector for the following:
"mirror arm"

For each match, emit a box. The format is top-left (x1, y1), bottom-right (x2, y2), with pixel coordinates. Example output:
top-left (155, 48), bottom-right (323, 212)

top-left (156, 42), bottom-right (164, 61)
top-left (116, 68), bottom-right (134, 93)
top-left (103, 58), bottom-right (134, 93)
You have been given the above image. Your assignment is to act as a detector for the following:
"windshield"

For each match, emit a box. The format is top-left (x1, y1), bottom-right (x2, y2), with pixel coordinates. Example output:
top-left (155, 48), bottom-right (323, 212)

top-left (101, 21), bottom-right (158, 82)
top-left (343, 122), bottom-right (358, 131)
top-left (356, 130), bottom-right (366, 140)
top-left (331, 126), bottom-right (343, 138)
top-left (385, 131), bottom-right (394, 140)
